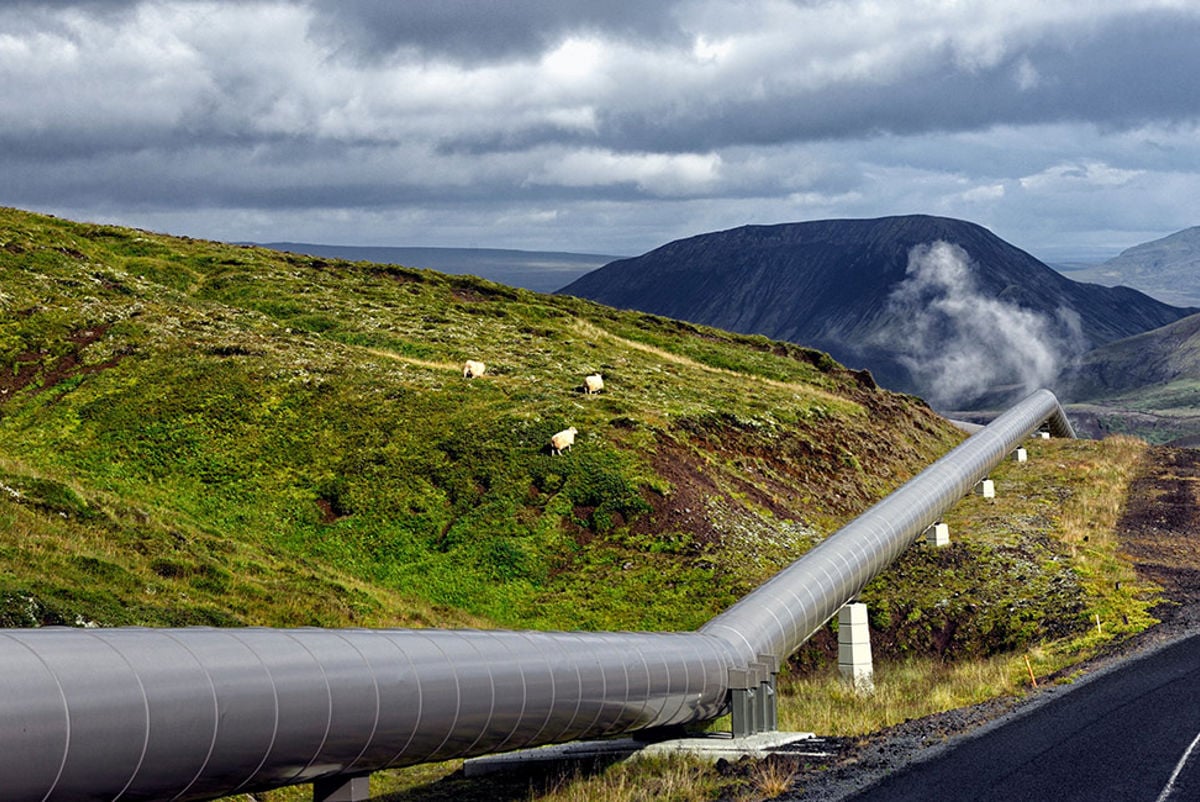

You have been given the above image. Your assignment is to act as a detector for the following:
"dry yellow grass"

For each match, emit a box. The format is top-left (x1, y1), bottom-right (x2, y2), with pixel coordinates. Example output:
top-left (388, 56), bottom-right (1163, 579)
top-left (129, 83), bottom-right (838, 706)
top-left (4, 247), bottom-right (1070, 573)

top-left (778, 655), bottom-right (1018, 737)
top-left (1057, 435), bottom-right (1147, 553)
top-left (743, 758), bottom-right (797, 800)
top-left (529, 755), bottom-right (722, 802)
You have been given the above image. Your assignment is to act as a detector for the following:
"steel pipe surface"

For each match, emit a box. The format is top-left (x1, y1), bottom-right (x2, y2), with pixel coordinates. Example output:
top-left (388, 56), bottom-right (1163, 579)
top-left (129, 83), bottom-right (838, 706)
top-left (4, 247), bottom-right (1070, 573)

top-left (0, 390), bottom-right (1073, 800)
top-left (701, 388), bottom-right (1075, 665)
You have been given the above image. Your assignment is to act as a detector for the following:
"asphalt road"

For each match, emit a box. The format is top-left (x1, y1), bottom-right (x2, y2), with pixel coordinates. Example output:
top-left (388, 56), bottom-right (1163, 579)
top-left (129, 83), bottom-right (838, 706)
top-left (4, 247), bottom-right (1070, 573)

top-left (845, 633), bottom-right (1200, 801)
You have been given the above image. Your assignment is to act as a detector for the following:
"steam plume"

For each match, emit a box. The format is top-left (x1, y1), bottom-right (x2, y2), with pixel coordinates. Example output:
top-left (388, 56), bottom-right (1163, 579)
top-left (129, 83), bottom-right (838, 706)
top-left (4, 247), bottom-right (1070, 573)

top-left (882, 241), bottom-right (1083, 408)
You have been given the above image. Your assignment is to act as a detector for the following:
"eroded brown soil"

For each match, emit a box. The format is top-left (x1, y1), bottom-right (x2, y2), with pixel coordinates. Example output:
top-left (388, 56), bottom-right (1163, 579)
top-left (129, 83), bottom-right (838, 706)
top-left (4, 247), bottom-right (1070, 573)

top-left (1117, 446), bottom-right (1200, 620)
top-left (0, 324), bottom-right (120, 400)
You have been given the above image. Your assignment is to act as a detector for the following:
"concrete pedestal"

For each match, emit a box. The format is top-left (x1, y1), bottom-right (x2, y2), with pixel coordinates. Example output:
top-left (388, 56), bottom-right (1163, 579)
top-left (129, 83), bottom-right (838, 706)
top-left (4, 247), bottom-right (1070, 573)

top-left (925, 521), bottom-right (950, 547)
top-left (313, 775), bottom-right (369, 802)
top-left (838, 603), bottom-right (874, 694)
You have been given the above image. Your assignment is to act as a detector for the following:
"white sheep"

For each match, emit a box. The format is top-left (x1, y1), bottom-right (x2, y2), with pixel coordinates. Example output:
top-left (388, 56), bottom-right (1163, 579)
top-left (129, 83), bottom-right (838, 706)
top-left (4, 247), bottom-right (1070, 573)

top-left (583, 373), bottom-right (604, 394)
top-left (462, 359), bottom-right (486, 379)
top-left (550, 426), bottom-right (578, 455)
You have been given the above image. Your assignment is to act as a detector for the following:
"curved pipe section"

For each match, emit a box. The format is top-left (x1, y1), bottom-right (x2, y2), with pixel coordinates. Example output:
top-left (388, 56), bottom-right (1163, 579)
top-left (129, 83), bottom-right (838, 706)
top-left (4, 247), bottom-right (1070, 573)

top-left (0, 390), bottom-right (1073, 800)
top-left (701, 388), bottom-right (1075, 665)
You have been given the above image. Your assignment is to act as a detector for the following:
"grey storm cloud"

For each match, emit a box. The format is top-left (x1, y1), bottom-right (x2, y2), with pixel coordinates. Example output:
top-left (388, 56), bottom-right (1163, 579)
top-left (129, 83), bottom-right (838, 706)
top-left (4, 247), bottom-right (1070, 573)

top-left (554, 11), bottom-right (1200, 153)
top-left (303, 3), bottom-right (1200, 152)
top-left (306, 0), bottom-right (690, 64)
top-left (0, 0), bottom-right (1198, 253)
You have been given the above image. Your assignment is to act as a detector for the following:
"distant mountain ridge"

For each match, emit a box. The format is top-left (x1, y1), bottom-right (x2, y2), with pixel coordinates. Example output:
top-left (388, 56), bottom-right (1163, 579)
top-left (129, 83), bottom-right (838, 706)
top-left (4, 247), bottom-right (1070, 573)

top-left (1064, 312), bottom-right (1200, 400)
top-left (1053, 311), bottom-right (1200, 444)
top-left (560, 215), bottom-right (1195, 408)
top-left (1054, 226), bottom-right (1200, 307)
top-left (258, 242), bottom-right (622, 294)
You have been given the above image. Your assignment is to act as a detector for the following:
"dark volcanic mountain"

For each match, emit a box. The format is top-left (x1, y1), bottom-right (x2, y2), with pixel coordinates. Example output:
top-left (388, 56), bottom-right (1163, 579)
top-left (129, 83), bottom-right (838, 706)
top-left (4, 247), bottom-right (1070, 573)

top-left (560, 215), bottom-right (1195, 407)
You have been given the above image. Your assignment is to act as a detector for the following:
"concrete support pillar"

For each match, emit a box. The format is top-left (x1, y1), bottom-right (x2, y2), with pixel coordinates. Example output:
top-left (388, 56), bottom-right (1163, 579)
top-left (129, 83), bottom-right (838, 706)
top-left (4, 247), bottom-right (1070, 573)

top-left (756, 653), bottom-right (779, 732)
top-left (1037, 431), bottom-right (1051, 440)
top-left (925, 521), bottom-right (950, 547)
top-left (1013, 447), bottom-right (1028, 463)
top-left (729, 657), bottom-right (779, 737)
top-left (838, 603), bottom-right (874, 694)
top-left (314, 774), bottom-right (370, 802)
top-left (728, 666), bottom-right (760, 738)
top-left (977, 478), bottom-right (995, 499)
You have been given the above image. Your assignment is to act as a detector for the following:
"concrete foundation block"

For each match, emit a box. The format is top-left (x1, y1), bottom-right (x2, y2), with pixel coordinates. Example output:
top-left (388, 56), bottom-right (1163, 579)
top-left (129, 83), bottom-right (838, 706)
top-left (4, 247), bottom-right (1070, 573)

top-left (463, 732), bottom-right (827, 776)
top-left (925, 521), bottom-right (950, 547)
top-left (978, 479), bottom-right (995, 499)
top-left (313, 775), bottom-right (370, 802)
top-left (1014, 447), bottom-right (1028, 463)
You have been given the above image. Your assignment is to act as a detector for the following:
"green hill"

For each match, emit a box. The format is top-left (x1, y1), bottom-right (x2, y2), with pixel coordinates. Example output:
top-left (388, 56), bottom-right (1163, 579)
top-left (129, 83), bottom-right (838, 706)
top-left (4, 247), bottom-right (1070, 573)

top-left (1058, 312), bottom-right (1200, 444)
top-left (0, 207), bottom-right (969, 634)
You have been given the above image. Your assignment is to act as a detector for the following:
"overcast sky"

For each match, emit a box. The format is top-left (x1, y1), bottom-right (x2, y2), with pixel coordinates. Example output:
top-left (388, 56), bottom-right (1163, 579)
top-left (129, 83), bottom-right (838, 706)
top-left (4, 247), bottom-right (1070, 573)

top-left (3, 1), bottom-right (1198, 260)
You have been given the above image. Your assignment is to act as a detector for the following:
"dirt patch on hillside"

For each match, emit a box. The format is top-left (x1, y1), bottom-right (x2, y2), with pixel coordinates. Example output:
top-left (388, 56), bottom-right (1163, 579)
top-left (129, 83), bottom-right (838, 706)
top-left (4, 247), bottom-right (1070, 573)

top-left (631, 440), bottom-right (743, 546)
top-left (1116, 445), bottom-right (1200, 624)
top-left (0, 324), bottom-right (122, 401)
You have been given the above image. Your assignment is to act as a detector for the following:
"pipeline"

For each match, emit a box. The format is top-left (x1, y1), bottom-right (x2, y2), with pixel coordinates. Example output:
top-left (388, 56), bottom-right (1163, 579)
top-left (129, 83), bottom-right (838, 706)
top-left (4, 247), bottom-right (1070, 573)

top-left (0, 390), bottom-right (1074, 801)
top-left (701, 388), bottom-right (1075, 667)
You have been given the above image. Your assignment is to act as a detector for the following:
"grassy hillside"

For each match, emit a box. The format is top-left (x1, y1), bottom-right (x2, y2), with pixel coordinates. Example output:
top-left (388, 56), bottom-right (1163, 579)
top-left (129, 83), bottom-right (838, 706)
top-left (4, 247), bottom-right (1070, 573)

top-left (1059, 313), bottom-right (1200, 444)
top-left (0, 207), bottom-right (972, 634)
top-left (2, 207), bottom-right (1174, 801)
top-left (0, 206), bottom-right (1162, 677)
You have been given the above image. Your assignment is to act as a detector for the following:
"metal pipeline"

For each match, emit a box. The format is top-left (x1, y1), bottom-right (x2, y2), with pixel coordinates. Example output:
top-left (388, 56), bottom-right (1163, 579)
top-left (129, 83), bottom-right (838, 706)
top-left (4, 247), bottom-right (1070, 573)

top-left (1, 628), bottom-right (732, 801)
top-left (0, 390), bottom-right (1074, 800)
top-left (701, 388), bottom-right (1075, 666)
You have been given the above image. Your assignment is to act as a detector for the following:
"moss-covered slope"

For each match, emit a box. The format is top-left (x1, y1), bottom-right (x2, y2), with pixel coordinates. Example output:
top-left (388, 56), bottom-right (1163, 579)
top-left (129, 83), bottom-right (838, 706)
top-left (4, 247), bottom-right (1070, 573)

top-left (0, 207), bottom-right (996, 638)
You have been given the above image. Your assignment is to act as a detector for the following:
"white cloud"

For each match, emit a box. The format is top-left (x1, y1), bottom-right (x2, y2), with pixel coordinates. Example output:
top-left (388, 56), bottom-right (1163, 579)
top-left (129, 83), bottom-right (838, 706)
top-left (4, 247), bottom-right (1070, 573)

top-left (542, 37), bottom-right (605, 81)
top-left (1013, 57), bottom-right (1040, 90)
top-left (962, 183), bottom-right (1007, 202)
top-left (691, 34), bottom-right (732, 63)
top-left (1019, 161), bottom-right (1145, 192)
top-left (526, 149), bottom-right (723, 195)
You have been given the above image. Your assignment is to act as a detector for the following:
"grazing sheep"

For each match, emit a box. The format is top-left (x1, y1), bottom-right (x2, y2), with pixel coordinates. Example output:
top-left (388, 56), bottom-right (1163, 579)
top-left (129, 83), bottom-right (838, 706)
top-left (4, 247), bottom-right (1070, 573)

top-left (550, 426), bottom-right (578, 455)
top-left (583, 373), bottom-right (604, 394)
top-left (462, 359), bottom-right (486, 379)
